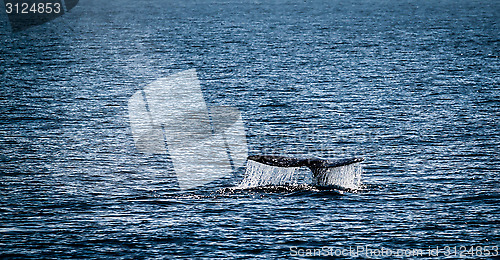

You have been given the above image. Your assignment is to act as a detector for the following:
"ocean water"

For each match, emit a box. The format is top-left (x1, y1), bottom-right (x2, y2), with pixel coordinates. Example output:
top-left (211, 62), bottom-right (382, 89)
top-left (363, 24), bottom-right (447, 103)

top-left (0, 0), bottom-right (498, 259)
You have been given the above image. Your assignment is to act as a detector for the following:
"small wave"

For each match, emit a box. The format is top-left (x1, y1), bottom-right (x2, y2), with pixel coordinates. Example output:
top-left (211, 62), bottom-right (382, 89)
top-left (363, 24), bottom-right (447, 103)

top-left (453, 192), bottom-right (500, 204)
top-left (216, 184), bottom-right (348, 196)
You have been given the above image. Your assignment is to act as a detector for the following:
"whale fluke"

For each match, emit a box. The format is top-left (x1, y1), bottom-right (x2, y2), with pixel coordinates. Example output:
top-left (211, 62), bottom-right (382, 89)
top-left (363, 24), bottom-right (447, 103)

top-left (247, 155), bottom-right (363, 169)
top-left (247, 155), bottom-right (310, 167)
top-left (244, 155), bottom-right (364, 189)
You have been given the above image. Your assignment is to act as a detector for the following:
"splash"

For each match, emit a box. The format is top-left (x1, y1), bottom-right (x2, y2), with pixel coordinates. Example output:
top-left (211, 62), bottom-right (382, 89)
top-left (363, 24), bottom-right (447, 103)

top-left (311, 163), bottom-right (363, 190)
top-left (237, 158), bottom-right (363, 191)
top-left (237, 160), bottom-right (300, 189)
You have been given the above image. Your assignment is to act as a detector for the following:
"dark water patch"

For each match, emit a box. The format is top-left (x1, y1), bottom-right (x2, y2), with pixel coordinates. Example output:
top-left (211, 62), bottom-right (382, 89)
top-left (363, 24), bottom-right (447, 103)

top-left (1, 0), bottom-right (499, 258)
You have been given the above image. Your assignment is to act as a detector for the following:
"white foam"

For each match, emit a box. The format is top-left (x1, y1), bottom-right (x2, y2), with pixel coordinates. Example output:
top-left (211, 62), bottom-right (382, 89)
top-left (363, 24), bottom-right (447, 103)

top-left (312, 163), bottom-right (362, 190)
top-left (238, 160), bottom-right (363, 190)
top-left (237, 160), bottom-right (300, 189)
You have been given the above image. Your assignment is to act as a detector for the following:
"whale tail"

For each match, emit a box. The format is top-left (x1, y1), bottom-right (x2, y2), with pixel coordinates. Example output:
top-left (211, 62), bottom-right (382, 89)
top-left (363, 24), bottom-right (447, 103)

top-left (241, 155), bottom-right (364, 190)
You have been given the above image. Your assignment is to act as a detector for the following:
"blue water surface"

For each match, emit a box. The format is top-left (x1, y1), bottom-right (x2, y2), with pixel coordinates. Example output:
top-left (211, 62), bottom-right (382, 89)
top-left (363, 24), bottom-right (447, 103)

top-left (0, 0), bottom-right (498, 259)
